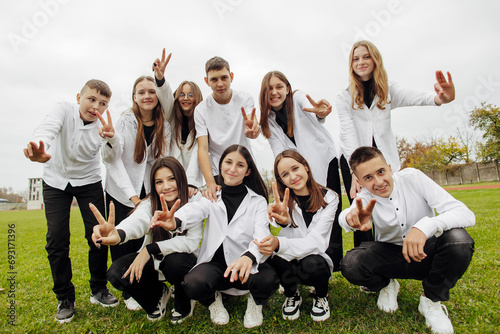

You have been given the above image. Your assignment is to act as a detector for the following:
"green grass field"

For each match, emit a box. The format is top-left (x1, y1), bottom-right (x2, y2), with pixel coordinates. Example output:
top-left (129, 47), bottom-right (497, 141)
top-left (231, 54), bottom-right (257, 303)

top-left (1, 189), bottom-right (499, 333)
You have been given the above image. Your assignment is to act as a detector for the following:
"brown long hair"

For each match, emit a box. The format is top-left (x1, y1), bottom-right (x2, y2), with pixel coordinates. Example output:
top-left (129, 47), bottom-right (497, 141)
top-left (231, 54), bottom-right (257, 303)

top-left (259, 71), bottom-right (294, 139)
top-left (149, 157), bottom-right (189, 242)
top-left (348, 41), bottom-right (390, 110)
top-left (132, 76), bottom-right (167, 163)
top-left (172, 81), bottom-right (203, 150)
top-left (274, 150), bottom-right (327, 227)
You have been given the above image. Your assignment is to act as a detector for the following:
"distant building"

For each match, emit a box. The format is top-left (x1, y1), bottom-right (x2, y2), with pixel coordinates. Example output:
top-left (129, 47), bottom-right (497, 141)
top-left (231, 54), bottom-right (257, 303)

top-left (27, 177), bottom-right (44, 210)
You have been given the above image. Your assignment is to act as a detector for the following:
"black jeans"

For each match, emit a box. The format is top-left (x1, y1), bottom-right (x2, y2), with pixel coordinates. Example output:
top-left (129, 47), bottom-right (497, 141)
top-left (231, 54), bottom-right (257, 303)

top-left (341, 228), bottom-right (475, 302)
top-left (268, 254), bottom-right (331, 298)
top-left (43, 181), bottom-right (109, 301)
top-left (182, 261), bottom-right (279, 306)
top-left (108, 252), bottom-right (197, 315)
top-left (325, 157), bottom-right (343, 271)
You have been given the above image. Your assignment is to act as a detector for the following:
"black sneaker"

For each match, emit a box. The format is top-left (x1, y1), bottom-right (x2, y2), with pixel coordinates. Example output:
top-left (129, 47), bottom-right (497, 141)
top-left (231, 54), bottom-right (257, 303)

top-left (90, 289), bottom-right (119, 307)
top-left (310, 295), bottom-right (330, 321)
top-left (171, 300), bottom-right (196, 324)
top-left (147, 285), bottom-right (172, 321)
top-left (282, 290), bottom-right (302, 320)
top-left (55, 299), bottom-right (74, 324)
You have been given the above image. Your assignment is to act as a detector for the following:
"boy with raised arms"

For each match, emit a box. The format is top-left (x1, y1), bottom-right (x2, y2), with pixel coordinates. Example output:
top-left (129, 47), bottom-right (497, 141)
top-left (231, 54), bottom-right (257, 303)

top-left (339, 146), bottom-right (475, 334)
top-left (23, 79), bottom-right (119, 324)
top-left (195, 56), bottom-right (260, 201)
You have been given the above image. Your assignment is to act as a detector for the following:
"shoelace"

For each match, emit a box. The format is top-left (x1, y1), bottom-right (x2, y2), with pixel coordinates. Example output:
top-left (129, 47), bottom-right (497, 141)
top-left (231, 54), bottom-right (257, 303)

top-left (313, 297), bottom-right (327, 309)
top-left (285, 295), bottom-right (298, 308)
top-left (429, 301), bottom-right (449, 317)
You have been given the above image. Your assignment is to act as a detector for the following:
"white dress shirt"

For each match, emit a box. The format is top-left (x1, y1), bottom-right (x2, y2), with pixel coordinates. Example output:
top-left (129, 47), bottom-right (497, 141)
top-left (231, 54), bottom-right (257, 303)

top-left (339, 168), bottom-right (475, 246)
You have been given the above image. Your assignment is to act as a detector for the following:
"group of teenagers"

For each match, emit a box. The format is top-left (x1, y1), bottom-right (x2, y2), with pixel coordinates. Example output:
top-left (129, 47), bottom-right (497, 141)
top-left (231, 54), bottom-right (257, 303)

top-left (24, 40), bottom-right (475, 334)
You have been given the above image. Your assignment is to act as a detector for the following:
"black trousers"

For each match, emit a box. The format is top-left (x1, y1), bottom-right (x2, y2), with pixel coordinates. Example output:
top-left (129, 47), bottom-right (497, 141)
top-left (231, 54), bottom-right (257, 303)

top-left (43, 181), bottom-right (109, 302)
top-left (268, 255), bottom-right (331, 298)
top-left (182, 261), bottom-right (279, 306)
top-left (105, 192), bottom-right (144, 262)
top-left (341, 228), bottom-right (475, 302)
top-left (108, 252), bottom-right (197, 315)
top-left (325, 157), bottom-right (343, 271)
top-left (340, 154), bottom-right (374, 247)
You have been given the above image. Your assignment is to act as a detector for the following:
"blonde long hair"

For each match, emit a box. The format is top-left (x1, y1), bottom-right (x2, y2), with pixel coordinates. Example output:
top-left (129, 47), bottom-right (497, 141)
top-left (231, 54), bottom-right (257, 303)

top-left (348, 41), bottom-right (390, 110)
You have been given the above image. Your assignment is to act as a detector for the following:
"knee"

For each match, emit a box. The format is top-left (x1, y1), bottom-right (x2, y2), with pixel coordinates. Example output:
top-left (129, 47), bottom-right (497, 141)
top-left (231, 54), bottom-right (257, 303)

top-left (301, 255), bottom-right (330, 278)
top-left (340, 249), bottom-right (366, 282)
top-left (107, 260), bottom-right (129, 291)
top-left (439, 229), bottom-right (475, 262)
top-left (182, 272), bottom-right (210, 300)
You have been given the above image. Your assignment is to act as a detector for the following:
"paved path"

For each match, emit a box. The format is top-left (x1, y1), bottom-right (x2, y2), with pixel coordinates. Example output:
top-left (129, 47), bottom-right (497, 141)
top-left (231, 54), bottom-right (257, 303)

top-left (444, 184), bottom-right (500, 191)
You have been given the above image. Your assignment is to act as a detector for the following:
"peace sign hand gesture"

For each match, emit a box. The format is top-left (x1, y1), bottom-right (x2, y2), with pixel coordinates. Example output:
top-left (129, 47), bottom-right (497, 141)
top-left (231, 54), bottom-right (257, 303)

top-left (23, 140), bottom-right (51, 163)
top-left (150, 195), bottom-right (180, 231)
top-left (89, 201), bottom-right (121, 247)
top-left (241, 107), bottom-right (260, 139)
top-left (303, 94), bottom-right (332, 119)
top-left (268, 181), bottom-right (291, 226)
top-left (152, 48), bottom-right (172, 81)
top-left (96, 109), bottom-right (115, 139)
top-left (434, 71), bottom-right (455, 105)
top-left (345, 198), bottom-right (376, 232)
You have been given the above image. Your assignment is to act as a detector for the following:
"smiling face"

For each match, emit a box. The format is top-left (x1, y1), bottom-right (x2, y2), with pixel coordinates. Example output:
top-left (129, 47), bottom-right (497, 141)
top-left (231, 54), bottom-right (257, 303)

top-left (277, 157), bottom-right (310, 196)
top-left (133, 79), bottom-right (159, 113)
top-left (178, 83), bottom-right (195, 113)
top-left (352, 46), bottom-right (375, 81)
top-left (204, 67), bottom-right (233, 103)
top-left (154, 167), bottom-right (179, 207)
top-left (220, 151), bottom-right (250, 186)
top-left (268, 75), bottom-right (290, 110)
top-left (354, 156), bottom-right (394, 198)
top-left (77, 88), bottom-right (110, 122)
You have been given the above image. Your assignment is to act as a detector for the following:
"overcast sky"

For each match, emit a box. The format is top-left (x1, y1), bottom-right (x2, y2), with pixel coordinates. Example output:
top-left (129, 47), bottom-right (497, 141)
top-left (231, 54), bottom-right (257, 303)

top-left (1, 0), bottom-right (499, 192)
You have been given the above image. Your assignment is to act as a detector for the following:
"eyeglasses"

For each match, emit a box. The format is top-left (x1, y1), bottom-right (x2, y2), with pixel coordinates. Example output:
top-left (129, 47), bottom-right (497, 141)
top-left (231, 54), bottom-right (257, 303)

top-left (179, 93), bottom-right (194, 99)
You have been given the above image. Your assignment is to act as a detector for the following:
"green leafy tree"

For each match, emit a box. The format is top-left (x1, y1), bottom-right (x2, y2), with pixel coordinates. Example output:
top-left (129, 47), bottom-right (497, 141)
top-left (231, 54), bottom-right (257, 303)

top-left (469, 102), bottom-right (500, 162)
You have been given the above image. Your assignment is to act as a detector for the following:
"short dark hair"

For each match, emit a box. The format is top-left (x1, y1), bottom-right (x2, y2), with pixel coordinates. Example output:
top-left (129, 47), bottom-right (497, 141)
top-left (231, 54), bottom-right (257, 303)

top-left (205, 56), bottom-right (230, 75)
top-left (349, 146), bottom-right (387, 174)
top-left (81, 79), bottom-right (112, 98)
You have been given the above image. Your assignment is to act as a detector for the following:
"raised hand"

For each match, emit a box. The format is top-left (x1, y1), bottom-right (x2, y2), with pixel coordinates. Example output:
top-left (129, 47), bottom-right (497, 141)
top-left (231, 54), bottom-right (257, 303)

top-left (96, 109), bottom-right (115, 139)
top-left (202, 182), bottom-right (222, 202)
top-left (268, 182), bottom-right (291, 225)
top-left (241, 107), bottom-right (260, 139)
top-left (89, 202), bottom-right (120, 247)
top-left (224, 255), bottom-right (253, 284)
top-left (152, 48), bottom-right (172, 81)
top-left (253, 235), bottom-right (279, 256)
top-left (434, 71), bottom-right (455, 105)
top-left (150, 195), bottom-right (180, 231)
top-left (123, 248), bottom-right (151, 283)
top-left (23, 140), bottom-right (51, 163)
top-left (345, 198), bottom-right (376, 231)
top-left (402, 227), bottom-right (427, 263)
top-left (303, 94), bottom-right (332, 119)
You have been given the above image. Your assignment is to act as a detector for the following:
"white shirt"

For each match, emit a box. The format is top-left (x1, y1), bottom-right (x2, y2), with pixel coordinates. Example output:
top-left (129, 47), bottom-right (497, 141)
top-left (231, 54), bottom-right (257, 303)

top-left (194, 90), bottom-right (254, 176)
top-left (174, 186), bottom-right (269, 274)
top-left (339, 168), bottom-right (475, 246)
top-left (32, 101), bottom-right (118, 190)
top-left (267, 90), bottom-right (337, 186)
top-left (272, 189), bottom-right (338, 272)
top-left (102, 109), bottom-right (171, 207)
top-left (156, 81), bottom-right (204, 188)
top-left (336, 81), bottom-right (436, 171)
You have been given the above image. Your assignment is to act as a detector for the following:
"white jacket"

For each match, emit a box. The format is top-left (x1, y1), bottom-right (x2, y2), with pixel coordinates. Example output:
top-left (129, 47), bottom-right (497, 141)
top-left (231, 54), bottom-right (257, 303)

top-left (272, 189), bottom-right (338, 272)
top-left (336, 81), bottom-right (436, 171)
top-left (117, 197), bottom-right (203, 279)
top-left (174, 186), bottom-right (269, 274)
top-left (155, 81), bottom-right (203, 188)
top-left (102, 109), bottom-right (171, 207)
top-left (267, 90), bottom-right (337, 187)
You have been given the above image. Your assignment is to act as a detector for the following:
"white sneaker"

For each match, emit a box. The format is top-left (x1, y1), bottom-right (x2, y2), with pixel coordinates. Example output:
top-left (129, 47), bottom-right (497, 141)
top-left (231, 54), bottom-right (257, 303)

top-left (377, 279), bottom-right (399, 313)
top-left (208, 291), bottom-right (229, 325)
top-left (418, 295), bottom-right (454, 334)
top-left (310, 295), bottom-right (330, 321)
top-left (171, 300), bottom-right (196, 324)
top-left (243, 294), bottom-right (263, 328)
top-left (147, 285), bottom-right (172, 321)
top-left (124, 297), bottom-right (142, 311)
top-left (282, 290), bottom-right (302, 320)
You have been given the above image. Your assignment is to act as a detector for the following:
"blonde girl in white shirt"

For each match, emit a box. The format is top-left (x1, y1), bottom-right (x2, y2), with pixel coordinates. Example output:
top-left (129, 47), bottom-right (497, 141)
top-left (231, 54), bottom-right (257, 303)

top-left (336, 40), bottom-right (455, 246)
top-left (259, 71), bottom-right (343, 272)
top-left (255, 150), bottom-right (338, 322)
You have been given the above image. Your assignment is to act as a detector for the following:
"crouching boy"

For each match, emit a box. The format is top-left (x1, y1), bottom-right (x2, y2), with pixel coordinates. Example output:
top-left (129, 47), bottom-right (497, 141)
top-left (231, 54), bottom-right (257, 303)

top-left (339, 146), bottom-right (474, 334)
